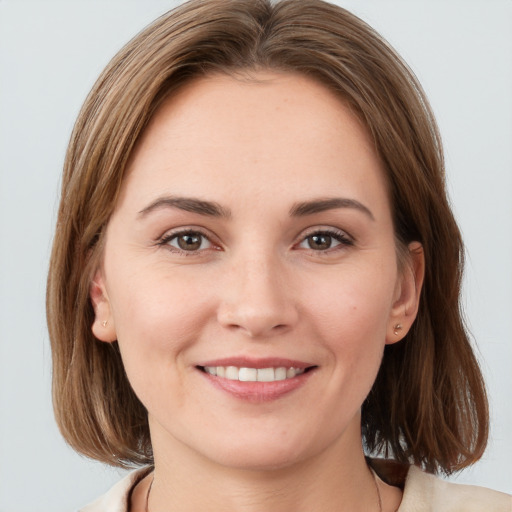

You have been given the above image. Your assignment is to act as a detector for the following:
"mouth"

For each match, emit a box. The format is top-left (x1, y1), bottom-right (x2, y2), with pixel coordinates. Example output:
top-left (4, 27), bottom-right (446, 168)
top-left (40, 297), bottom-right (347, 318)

top-left (198, 365), bottom-right (315, 382)
top-left (195, 358), bottom-right (317, 401)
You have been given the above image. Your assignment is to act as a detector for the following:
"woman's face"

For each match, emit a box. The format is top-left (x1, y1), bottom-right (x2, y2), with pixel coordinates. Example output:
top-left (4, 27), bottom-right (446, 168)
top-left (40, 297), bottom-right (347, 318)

top-left (91, 72), bottom-right (421, 471)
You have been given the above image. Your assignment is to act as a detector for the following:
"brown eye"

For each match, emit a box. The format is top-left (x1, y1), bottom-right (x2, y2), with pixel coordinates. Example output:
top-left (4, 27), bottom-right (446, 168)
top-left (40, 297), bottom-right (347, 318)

top-left (297, 229), bottom-right (352, 252)
top-left (307, 234), bottom-right (333, 250)
top-left (167, 231), bottom-right (211, 252)
top-left (178, 233), bottom-right (202, 250)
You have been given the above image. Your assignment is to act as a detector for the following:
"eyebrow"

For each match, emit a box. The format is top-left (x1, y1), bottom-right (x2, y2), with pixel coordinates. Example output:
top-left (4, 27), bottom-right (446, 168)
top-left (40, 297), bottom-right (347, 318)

top-left (138, 196), bottom-right (232, 218)
top-left (289, 197), bottom-right (375, 220)
top-left (138, 195), bottom-right (374, 221)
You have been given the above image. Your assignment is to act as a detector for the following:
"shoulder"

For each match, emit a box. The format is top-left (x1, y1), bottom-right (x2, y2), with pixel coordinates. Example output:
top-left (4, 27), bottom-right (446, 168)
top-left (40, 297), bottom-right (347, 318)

top-left (399, 465), bottom-right (512, 512)
top-left (79, 467), bottom-right (151, 512)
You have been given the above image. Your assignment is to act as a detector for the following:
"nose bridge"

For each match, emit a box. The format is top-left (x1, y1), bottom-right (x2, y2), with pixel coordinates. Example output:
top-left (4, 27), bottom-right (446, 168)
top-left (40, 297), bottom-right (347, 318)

top-left (217, 247), bottom-right (297, 337)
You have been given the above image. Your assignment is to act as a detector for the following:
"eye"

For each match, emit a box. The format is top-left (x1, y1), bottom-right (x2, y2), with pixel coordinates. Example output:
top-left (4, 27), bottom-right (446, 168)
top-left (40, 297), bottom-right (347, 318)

top-left (297, 229), bottom-right (353, 252)
top-left (161, 230), bottom-right (213, 253)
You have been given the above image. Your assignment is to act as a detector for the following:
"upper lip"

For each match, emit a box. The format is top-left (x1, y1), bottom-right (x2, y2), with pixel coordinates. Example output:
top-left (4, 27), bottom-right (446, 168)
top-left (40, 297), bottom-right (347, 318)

top-left (197, 357), bottom-right (314, 370)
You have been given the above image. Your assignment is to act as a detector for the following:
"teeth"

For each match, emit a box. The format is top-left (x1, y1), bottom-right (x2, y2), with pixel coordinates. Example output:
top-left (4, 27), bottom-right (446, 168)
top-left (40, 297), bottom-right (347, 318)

top-left (239, 367), bottom-right (257, 382)
top-left (275, 367), bottom-right (287, 381)
top-left (225, 366), bottom-right (239, 380)
top-left (257, 367), bottom-right (275, 382)
top-left (203, 366), bottom-right (305, 382)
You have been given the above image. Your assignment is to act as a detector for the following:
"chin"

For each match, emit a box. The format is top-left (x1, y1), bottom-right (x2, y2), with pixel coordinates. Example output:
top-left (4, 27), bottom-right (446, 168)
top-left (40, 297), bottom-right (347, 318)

top-left (216, 449), bottom-right (306, 472)
top-left (197, 432), bottom-right (320, 472)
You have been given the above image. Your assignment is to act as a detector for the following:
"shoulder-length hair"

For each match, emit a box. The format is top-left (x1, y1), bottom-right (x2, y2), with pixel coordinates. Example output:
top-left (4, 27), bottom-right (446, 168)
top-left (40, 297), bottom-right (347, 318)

top-left (47, 0), bottom-right (488, 473)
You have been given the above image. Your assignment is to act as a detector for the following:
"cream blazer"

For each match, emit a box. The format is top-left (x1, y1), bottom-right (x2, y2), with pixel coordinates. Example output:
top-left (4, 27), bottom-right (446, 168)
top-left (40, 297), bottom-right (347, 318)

top-left (80, 464), bottom-right (512, 512)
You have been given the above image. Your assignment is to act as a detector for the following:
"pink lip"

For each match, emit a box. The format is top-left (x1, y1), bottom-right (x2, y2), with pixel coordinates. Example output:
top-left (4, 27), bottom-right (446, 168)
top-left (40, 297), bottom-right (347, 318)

top-left (196, 358), bottom-right (317, 403)
top-left (197, 357), bottom-right (313, 369)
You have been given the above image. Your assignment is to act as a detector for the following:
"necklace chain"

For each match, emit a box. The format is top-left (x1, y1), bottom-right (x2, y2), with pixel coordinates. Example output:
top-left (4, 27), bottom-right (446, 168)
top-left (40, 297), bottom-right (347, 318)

top-left (145, 469), bottom-right (382, 512)
top-left (145, 476), bottom-right (153, 512)
top-left (372, 467), bottom-right (383, 512)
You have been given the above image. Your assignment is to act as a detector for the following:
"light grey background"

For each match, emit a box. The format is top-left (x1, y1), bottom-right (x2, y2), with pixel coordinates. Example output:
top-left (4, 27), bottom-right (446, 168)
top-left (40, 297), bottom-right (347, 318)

top-left (0, 1), bottom-right (511, 510)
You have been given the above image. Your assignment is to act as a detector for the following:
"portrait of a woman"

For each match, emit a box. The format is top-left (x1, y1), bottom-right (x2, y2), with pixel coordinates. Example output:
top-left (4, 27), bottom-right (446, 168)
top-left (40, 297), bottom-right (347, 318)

top-left (41, 0), bottom-right (512, 510)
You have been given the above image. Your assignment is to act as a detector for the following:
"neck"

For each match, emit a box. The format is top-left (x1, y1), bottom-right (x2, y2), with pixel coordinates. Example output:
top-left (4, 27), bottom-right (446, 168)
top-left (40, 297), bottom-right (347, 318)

top-left (146, 421), bottom-right (381, 512)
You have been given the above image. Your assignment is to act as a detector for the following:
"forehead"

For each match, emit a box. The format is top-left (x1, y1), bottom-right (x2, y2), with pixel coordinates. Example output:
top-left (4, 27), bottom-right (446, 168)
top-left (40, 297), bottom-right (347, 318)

top-left (134, 71), bottom-right (374, 160)
top-left (119, 71), bottom-right (388, 214)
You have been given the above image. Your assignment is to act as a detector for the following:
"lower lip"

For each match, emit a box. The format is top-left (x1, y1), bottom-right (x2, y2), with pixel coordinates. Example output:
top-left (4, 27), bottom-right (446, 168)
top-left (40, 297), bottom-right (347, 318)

top-left (198, 369), bottom-right (315, 402)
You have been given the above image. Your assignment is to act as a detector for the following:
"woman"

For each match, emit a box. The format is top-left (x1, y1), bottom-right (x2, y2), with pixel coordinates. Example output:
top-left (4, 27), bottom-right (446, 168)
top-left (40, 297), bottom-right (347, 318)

top-left (46, 0), bottom-right (511, 510)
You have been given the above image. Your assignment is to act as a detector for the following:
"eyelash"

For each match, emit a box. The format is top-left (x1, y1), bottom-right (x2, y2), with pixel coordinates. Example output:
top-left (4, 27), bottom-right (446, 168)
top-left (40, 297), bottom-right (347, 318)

top-left (157, 228), bottom-right (217, 256)
top-left (156, 227), bottom-right (354, 256)
top-left (297, 228), bottom-right (354, 254)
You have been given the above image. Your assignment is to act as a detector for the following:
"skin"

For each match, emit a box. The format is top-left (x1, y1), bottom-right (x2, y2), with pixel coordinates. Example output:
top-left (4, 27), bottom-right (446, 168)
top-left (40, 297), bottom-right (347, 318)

top-left (90, 72), bottom-right (423, 512)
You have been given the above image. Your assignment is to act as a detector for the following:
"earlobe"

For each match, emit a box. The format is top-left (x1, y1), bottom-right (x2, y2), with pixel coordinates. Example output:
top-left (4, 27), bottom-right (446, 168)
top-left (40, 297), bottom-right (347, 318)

top-left (386, 241), bottom-right (425, 344)
top-left (90, 269), bottom-right (117, 343)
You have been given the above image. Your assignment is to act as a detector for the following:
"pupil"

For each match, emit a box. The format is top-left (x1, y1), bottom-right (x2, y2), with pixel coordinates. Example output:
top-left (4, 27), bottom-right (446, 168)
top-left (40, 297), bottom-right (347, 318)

top-left (309, 234), bottom-right (331, 250)
top-left (178, 234), bottom-right (201, 250)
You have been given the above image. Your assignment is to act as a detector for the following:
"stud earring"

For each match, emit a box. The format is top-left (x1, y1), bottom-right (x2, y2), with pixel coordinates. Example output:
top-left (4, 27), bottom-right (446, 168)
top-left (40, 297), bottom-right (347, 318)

top-left (393, 323), bottom-right (403, 336)
top-left (102, 320), bottom-right (108, 327)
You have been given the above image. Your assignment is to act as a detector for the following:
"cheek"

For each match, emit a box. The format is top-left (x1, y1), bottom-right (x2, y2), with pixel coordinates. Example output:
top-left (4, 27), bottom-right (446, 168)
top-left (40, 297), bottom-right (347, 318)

top-left (106, 266), bottom-right (215, 392)
top-left (301, 263), bottom-right (397, 396)
top-left (110, 262), bottom-right (211, 340)
top-left (304, 263), bottom-right (396, 342)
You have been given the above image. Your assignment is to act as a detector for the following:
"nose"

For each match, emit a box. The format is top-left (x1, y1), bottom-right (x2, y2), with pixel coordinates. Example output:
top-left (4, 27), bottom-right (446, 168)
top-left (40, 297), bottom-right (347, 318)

top-left (216, 253), bottom-right (299, 338)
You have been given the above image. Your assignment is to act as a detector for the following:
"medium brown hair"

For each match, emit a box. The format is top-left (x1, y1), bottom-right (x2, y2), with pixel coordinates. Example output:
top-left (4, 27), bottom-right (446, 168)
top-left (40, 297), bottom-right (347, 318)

top-left (47, 0), bottom-right (488, 473)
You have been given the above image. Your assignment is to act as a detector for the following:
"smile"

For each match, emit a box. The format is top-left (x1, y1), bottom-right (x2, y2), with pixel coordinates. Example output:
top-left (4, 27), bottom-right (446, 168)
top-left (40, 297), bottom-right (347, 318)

top-left (196, 358), bottom-right (317, 401)
top-left (202, 366), bottom-right (306, 382)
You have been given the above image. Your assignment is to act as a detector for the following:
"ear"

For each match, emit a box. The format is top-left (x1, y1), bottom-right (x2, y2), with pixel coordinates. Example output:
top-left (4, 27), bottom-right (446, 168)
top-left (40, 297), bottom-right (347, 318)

top-left (90, 269), bottom-right (117, 343)
top-left (386, 241), bottom-right (425, 344)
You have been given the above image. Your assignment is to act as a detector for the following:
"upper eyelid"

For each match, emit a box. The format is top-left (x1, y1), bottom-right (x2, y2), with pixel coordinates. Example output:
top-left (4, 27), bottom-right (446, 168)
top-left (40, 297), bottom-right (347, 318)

top-left (158, 226), bottom-right (214, 241)
top-left (297, 225), bottom-right (354, 241)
